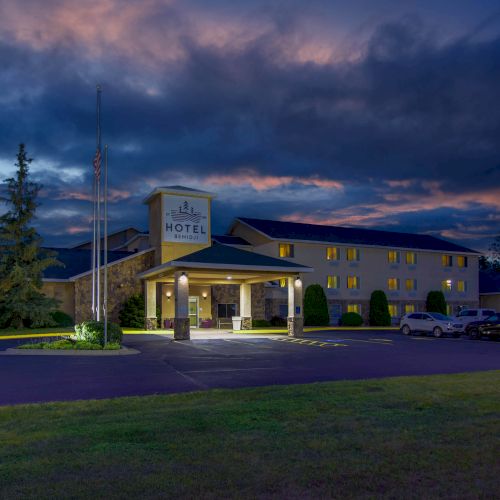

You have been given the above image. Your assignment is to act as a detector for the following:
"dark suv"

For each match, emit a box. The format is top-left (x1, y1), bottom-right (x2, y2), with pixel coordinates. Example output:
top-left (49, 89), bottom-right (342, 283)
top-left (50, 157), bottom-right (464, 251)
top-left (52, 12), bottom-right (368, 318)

top-left (465, 314), bottom-right (500, 340)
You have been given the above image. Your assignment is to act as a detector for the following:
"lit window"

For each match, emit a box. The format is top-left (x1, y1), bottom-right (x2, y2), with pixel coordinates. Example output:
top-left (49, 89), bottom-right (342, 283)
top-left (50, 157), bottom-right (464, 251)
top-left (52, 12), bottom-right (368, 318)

top-left (327, 275), bottom-right (339, 289)
top-left (457, 256), bottom-right (468, 268)
top-left (279, 278), bottom-right (287, 288)
top-left (388, 250), bottom-right (400, 263)
top-left (347, 276), bottom-right (360, 289)
top-left (347, 304), bottom-right (360, 314)
top-left (457, 280), bottom-right (466, 292)
top-left (388, 304), bottom-right (398, 317)
top-left (405, 304), bottom-right (415, 314)
top-left (442, 255), bottom-right (453, 267)
top-left (326, 247), bottom-right (339, 260)
top-left (441, 279), bottom-right (452, 292)
top-left (446, 304), bottom-right (453, 316)
top-left (387, 278), bottom-right (399, 290)
top-left (405, 279), bottom-right (417, 291)
top-left (279, 243), bottom-right (294, 258)
top-left (406, 252), bottom-right (416, 265)
top-left (347, 248), bottom-right (360, 261)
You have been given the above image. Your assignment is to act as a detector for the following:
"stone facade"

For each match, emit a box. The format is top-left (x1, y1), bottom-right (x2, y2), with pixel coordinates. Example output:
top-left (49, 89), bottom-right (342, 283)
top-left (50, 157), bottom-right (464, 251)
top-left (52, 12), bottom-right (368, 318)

top-left (174, 318), bottom-right (190, 340)
top-left (74, 250), bottom-right (155, 324)
top-left (287, 317), bottom-right (304, 337)
top-left (211, 283), bottom-right (266, 321)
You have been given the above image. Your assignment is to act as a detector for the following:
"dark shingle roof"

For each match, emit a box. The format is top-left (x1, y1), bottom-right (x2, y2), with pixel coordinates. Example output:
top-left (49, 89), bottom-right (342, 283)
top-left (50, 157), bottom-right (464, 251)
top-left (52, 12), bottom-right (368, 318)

top-left (172, 243), bottom-right (311, 270)
top-left (43, 248), bottom-right (134, 279)
top-left (479, 271), bottom-right (500, 294)
top-left (212, 235), bottom-right (250, 246)
top-left (237, 217), bottom-right (478, 254)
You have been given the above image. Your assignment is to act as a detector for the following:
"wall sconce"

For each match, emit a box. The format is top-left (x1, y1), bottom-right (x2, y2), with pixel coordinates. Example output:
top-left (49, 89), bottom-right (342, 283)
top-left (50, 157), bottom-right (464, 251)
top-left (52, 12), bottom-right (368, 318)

top-left (294, 277), bottom-right (302, 288)
top-left (179, 272), bottom-right (188, 284)
top-left (166, 291), bottom-right (172, 301)
top-left (202, 292), bottom-right (208, 300)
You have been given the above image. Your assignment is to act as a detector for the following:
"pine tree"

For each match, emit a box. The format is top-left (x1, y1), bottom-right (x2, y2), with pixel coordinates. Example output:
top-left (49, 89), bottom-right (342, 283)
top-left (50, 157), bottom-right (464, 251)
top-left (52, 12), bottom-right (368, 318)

top-left (0, 144), bottom-right (61, 328)
top-left (304, 284), bottom-right (330, 326)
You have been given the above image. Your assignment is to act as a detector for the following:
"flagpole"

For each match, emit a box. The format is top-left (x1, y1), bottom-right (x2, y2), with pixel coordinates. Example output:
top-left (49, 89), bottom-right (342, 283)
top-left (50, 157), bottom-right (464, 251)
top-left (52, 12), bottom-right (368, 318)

top-left (96, 85), bottom-right (102, 321)
top-left (104, 144), bottom-right (108, 345)
top-left (91, 169), bottom-right (96, 320)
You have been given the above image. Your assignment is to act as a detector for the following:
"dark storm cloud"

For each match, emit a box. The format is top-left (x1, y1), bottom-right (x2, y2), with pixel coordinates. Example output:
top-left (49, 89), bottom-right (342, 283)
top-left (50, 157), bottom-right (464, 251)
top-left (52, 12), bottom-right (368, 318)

top-left (0, 0), bottom-right (499, 249)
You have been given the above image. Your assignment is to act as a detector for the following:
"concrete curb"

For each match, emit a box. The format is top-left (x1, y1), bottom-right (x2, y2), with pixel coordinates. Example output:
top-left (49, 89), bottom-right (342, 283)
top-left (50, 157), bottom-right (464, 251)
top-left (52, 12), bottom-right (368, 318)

top-left (1, 347), bottom-right (140, 356)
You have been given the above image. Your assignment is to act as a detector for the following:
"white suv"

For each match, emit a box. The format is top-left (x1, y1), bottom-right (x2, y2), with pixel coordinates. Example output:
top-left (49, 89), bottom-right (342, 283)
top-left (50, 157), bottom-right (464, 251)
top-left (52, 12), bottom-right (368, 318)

top-left (454, 309), bottom-right (496, 332)
top-left (400, 312), bottom-right (462, 338)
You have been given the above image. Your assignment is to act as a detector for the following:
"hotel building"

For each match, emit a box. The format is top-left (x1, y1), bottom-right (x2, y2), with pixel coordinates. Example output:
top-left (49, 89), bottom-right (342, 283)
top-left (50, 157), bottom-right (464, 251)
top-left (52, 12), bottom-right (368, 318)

top-left (42, 186), bottom-right (479, 338)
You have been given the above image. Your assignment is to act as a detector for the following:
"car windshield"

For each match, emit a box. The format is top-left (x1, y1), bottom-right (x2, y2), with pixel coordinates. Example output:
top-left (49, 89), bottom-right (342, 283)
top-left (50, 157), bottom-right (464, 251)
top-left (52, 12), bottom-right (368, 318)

top-left (429, 313), bottom-right (451, 321)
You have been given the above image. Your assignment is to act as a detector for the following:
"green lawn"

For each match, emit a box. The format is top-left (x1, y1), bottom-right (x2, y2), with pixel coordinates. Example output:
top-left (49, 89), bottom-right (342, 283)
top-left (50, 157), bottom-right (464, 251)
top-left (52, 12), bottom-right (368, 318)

top-left (1, 371), bottom-right (499, 499)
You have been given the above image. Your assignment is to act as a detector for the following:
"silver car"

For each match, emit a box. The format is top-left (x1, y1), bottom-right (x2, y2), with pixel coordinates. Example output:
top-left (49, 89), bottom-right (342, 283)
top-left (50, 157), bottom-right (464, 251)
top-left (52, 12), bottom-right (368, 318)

top-left (400, 312), bottom-right (462, 338)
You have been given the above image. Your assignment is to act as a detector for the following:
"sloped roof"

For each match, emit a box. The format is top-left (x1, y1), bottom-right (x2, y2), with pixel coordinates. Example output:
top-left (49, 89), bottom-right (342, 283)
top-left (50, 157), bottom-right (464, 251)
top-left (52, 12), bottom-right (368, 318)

top-left (171, 243), bottom-right (311, 270)
top-left (479, 271), bottom-right (500, 294)
top-left (43, 248), bottom-right (135, 279)
top-left (212, 234), bottom-right (250, 246)
top-left (236, 217), bottom-right (478, 254)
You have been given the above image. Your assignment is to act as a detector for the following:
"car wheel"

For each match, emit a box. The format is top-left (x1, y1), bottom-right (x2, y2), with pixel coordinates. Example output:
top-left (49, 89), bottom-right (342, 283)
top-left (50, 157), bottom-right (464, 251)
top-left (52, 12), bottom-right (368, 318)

top-left (469, 328), bottom-right (479, 339)
top-left (433, 326), bottom-right (443, 338)
top-left (401, 324), bottom-right (411, 335)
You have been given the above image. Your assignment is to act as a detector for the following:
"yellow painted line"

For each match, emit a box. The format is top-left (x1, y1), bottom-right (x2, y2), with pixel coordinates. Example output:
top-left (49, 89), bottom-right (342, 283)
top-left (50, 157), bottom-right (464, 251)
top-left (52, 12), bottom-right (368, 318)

top-left (369, 338), bottom-right (393, 342)
top-left (0, 332), bottom-right (72, 340)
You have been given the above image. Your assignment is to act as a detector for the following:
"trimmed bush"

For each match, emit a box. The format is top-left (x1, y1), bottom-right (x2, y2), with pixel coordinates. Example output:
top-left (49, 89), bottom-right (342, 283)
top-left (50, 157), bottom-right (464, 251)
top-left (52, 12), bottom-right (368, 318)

top-left (252, 319), bottom-right (271, 328)
top-left (118, 294), bottom-right (145, 328)
top-left (304, 284), bottom-right (330, 326)
top-left (340, 312), bottom-right (363, 327)
top-left (369, 290), bottom-right (391, 326)
top-left (74, 321), bottom-right (123, 346)
top-left (426, 291), bottom-right (447, 315)
top-left (270, 316), bottom-right (287, 327)
top-left (50, 310), bottom-right (74, 327)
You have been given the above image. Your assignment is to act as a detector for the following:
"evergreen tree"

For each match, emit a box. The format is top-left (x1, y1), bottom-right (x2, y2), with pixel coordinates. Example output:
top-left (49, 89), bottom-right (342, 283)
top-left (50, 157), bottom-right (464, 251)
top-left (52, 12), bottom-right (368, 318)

top-left (304, 284), bottom-right (330, 326)
top-left (369, 290), bottom-right (391, 326)
top-left (0, 144), bottom-right (61, 328)
top-left (426, 291), bottom-right (447, 315)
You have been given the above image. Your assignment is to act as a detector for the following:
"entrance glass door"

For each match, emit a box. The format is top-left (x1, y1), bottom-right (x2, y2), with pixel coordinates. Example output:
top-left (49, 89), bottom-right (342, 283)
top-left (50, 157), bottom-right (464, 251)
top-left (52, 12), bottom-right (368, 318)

top-left (188, 296), bottom-right (199, 327)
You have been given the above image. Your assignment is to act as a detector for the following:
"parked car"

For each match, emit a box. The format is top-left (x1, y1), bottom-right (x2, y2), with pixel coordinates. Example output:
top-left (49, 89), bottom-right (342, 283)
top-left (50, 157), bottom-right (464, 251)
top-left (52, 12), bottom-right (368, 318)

top-left (454, 308), bottom-right (496, 333)
top-left (400, 312), bottom-right (462, 337)
top-left (465, 314), bottom-right (500, 340)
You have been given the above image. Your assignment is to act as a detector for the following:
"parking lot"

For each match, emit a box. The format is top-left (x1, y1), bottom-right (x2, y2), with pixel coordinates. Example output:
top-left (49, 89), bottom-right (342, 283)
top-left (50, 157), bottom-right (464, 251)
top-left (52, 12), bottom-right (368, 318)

top-left (0, 330), bottom-right (499, 405)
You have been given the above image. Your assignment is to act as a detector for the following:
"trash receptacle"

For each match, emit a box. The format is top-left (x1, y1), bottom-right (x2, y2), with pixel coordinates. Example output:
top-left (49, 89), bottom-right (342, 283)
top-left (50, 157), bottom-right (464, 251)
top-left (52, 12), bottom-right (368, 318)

top-left (232, 316), bottom-right (242, 331)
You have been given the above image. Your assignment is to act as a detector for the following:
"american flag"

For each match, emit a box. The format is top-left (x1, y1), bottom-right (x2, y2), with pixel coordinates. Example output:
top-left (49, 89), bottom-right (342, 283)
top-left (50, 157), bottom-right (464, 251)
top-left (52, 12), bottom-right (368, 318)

top-left (93, 148), bottom-right (101, 179)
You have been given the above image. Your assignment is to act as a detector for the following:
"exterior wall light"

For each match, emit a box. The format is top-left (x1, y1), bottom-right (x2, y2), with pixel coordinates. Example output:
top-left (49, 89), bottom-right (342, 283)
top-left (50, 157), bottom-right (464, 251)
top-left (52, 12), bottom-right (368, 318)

top-left (202, 292), bottom-right (208, 300)
top-left (166, 291), bottom-right (172, 301)
top-left (294, 277), bottom-right (302, 287)
top-left (179, 272), bottom-right (188, 284)
top-left (226, 276), bottom-right (232, 280)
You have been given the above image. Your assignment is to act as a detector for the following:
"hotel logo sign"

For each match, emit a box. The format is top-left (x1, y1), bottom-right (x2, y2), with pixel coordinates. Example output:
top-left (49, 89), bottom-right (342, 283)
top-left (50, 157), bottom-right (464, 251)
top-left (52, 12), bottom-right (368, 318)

top-left (162, 194), bottom-right (209, 243)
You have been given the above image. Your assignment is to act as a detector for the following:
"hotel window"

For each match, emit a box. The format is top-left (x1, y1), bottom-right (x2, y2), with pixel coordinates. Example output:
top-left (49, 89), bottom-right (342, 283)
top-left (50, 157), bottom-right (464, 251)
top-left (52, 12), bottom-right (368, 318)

top-left (327, 275), bottom-right (340, 289)
top-left (347, 304), bottom-right (360, 314)
top-left (387, 278), bottom-right (400, 291)
top-left (388, 250), bottom-right (400, 264)
top-left (405, 304), bottom-right (415, 314)
top-left (388, 304), bottom-right (398, 317)
top-left (441, 279), bottom-right (452, 292)
top-left (446, 304), bottom-right (453, 316)
top-left (405, 278), bottom-right (417, 291)
top-left (346, 248), bottom-right (360, 261)
top-left (279, 243), bottom-right (294, 258)
top-left (217, 303), bottom-right (237, 318)
top-left (326, 247), bottom-right (339, 260)
top-left (457, 256), bottom-right (468, 268)
top-left (406, 252), bottom-right (417, 265)
top-left (347, 276), bottom-right (360, 289)
top-left (457, 280), bottom-right (467, 293)
top-left (442, 255), bottom-right (453, 267)
top-left (279, 278), bottom-right (287, 288)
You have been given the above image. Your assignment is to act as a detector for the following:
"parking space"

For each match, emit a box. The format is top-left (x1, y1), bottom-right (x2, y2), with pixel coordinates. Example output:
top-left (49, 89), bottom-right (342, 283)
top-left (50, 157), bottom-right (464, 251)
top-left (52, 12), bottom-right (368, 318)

top-left (0, 330), bottom-right (498, 405)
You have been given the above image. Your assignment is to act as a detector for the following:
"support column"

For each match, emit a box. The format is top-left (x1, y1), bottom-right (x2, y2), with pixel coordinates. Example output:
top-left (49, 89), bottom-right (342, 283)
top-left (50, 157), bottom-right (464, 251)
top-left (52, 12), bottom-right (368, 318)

top-left (144, 280), bottom-right (157, 330)
top-left (174, 271), bottom-right (190, 340)
top-left (287, 276), bottom-right (304, 337)
top-left (240, 283), bottom-right (252, 329)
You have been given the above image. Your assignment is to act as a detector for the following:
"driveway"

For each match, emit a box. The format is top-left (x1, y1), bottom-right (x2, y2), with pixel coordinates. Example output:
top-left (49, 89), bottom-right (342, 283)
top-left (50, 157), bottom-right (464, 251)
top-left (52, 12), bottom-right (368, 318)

top-left (0, 330), bottom-right (499, 405)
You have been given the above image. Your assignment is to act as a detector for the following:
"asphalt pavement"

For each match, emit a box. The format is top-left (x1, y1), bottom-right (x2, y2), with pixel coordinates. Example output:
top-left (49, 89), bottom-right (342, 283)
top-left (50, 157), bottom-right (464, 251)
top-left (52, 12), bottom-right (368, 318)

top-left (0, 330), bottom-right (499, 405)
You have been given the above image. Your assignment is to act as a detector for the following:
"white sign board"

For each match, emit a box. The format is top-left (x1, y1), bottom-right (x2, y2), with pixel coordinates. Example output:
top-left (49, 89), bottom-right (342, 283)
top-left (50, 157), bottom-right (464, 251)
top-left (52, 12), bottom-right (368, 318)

top-left (162, 194), bottom-right (209, 244)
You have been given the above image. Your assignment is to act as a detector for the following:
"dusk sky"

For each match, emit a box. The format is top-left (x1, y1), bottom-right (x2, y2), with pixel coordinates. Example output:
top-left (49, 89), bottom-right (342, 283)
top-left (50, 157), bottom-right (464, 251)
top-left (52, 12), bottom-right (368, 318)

top-left (1, 0), bottom-right (499, 251)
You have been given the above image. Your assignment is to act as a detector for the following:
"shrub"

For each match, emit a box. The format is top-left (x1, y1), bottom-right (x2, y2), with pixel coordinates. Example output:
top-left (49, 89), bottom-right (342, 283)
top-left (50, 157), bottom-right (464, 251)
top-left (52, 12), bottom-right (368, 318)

top-left (252, 319), bottom-right (271, 328)
top-left (369, 290), bottom-right (391, 326)
top-left (304, 284), bottom-right (330, 326)
top-left (426, 291), bottom-right (447, 315)
top-left (74, 321), bottom-right (123, 346)
top-left (50, 310), bottom-right (74, 327)
top-left (119, 294), bottom-right (145, 328)
top-left (340, 312), bottom-right (363, 327)
top-left (270, 316), bottom-right (287, 327)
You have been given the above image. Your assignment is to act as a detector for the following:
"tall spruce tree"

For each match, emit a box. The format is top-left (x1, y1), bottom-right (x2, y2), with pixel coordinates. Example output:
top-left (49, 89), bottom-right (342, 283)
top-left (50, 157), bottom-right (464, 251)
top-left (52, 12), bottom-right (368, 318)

top-left (0, 144), bottom-right (61, 328)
